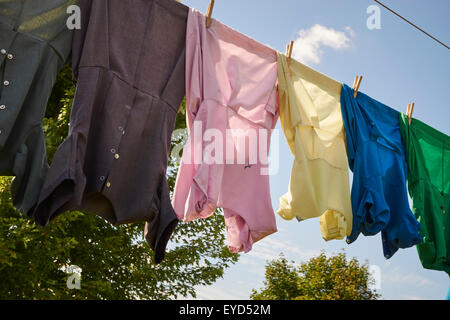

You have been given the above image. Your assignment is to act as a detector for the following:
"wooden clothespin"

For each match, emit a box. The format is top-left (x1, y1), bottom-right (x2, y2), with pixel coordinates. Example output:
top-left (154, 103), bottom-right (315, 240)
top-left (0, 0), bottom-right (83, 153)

top-left (406, 102), bottom-right (415, 125)
top-left (352, 75), bottom-right (363, 98)
top-left (206, 0), bottom-right (215, 28)
top-left (285, 40), bottom-right (294, 59)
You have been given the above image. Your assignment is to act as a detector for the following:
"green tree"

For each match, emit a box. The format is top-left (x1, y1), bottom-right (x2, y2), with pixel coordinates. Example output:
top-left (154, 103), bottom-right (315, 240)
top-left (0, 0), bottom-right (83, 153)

top-left (251, 252), bottom-right (381, 300)
top-left (0, 64), bottom-right (239, 300)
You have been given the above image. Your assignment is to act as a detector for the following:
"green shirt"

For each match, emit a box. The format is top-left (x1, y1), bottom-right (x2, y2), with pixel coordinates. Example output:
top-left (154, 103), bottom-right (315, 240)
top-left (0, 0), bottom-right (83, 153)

top-left (0, 0), bottom-right (77, 215)
top-left (399, 113), bottom-right (450, 276)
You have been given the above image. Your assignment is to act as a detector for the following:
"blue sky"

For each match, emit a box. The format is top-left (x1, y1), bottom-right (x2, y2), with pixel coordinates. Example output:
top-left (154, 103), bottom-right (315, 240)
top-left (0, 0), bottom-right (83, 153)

top-left (180, 0), bottom-right (450, 300)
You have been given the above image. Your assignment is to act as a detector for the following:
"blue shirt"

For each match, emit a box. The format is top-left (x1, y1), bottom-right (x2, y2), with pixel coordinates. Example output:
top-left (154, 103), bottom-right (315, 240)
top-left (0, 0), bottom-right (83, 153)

top-left (340, 84), bottom-right (421, 258)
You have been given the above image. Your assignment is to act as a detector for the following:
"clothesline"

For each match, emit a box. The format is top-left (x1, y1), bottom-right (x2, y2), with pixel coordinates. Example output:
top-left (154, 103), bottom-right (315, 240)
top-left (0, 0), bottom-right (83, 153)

top-left (374, 0), bottom-right (450, 50)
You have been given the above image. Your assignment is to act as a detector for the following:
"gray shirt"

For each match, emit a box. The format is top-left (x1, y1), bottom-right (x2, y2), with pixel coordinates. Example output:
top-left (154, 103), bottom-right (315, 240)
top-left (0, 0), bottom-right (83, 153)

top-left (34, 0), bottom-right (188, 264)
top-left (0, 0), bottom-right (77, 215)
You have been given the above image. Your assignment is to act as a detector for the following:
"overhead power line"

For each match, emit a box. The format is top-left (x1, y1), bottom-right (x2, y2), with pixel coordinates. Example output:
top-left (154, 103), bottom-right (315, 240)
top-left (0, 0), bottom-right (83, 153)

top-left (374, 0), bottom-right (450, 50)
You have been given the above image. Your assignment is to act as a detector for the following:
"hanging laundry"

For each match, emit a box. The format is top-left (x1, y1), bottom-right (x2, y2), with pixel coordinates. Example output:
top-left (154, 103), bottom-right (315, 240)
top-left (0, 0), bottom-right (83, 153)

top-left (0, 0), bottom-right (78, 215)
top-left (172, 8), bottom-right (278, 253)
top-left (33, 0), bottom-right (189, 264)
top-left (276, 53), bottom-right (352, 241)
top-left (399, 114), bottom-right (450, 275)
top-left (340, 84), bottom-right (421, 258)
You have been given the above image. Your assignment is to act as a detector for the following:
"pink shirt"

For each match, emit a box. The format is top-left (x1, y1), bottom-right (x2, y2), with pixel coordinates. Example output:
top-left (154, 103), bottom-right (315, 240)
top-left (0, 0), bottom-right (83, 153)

top-left (172, 9), bottom-right (279, 253)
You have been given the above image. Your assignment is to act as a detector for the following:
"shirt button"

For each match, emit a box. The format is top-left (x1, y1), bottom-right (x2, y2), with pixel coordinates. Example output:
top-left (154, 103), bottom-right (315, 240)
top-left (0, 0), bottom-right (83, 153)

top-left (106, 181), bottom-right (111, 188)
top-left (3, 80), bottom-right (9, 86)
top-left (114, 154), bottom-right (120, 160)
top-left (118, 126), bottom-right (124, 132)
top-left (7, 53), bottom-right (13, 60)
top-left (0, 49), bottom-right (6, 55)
top-left (0, 105), bottom-right (5, 110)
top-left (110, 148), bottom-right (116, 154)
top-left (99, 176), bottom-right (105, 181)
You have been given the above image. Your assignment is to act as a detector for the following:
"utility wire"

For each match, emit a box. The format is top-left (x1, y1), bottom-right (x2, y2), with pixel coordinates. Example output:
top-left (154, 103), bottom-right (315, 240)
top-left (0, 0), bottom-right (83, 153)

top-left (374, 0), bottom-right (450, 50)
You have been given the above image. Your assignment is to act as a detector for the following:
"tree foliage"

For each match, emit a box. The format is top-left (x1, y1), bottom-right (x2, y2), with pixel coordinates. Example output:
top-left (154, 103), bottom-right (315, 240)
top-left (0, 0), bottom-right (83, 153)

top-left (251, 252), bottom-right (381, 300)
top-left (0, 64), bottom-right (238, 299)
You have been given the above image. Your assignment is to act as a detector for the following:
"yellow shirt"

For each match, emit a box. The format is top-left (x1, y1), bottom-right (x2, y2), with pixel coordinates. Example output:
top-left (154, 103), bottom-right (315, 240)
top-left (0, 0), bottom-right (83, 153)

top-left (277, 52), bottom-right (352, 240)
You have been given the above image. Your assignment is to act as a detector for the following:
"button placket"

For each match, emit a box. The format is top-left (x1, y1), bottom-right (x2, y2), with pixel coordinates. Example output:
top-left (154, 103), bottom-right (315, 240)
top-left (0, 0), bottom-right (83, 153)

top-left (100, 174), bottom-right (111, 190)
top-left (101, 146), bottom-right (120, 191)
top-left (0, 48), bottom-right (13, 135)
top-left (111, 147), bottom-right (120, 160)
top-left (101, 103), bottom-right (132, 194)
top-left (110, 104), bottom-right (132, 162)
top-left (2, 56), bottom-right (11, 85)
top-left (439, 190), bottom-right (446, 215)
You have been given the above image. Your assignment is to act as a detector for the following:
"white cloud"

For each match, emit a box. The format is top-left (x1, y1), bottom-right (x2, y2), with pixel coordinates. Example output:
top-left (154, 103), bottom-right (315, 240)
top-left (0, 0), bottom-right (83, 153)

top-left (292, 24), bottom-right (354, 65)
